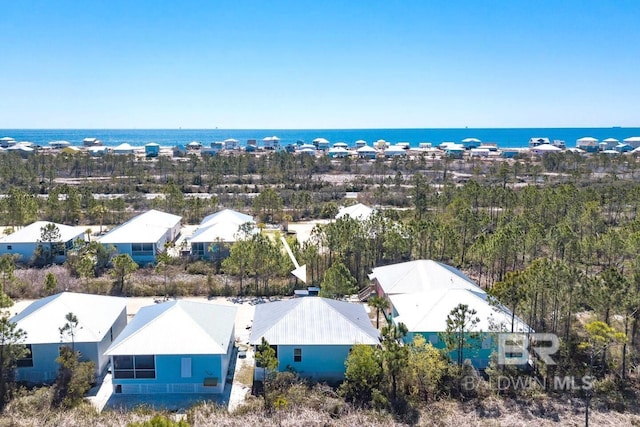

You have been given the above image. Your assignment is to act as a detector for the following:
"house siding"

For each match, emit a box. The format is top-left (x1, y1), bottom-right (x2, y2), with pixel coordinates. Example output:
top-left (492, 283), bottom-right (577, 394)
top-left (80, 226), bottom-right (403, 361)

top-left (407, 331), bottom-right (493, 369)
top-left (17, 341), bottom-right (99, 384)
top-left (276, 344), bottom-right (354, 381)
top-left (0, 236), bottom-right (81, 264)
top-left (111, 354), bottom-right (225, 394)
top-left (96, 308), bottom-right (128, 373)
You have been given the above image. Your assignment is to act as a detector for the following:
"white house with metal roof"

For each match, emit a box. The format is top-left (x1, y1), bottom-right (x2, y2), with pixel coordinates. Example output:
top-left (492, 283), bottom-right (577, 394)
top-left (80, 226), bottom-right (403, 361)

top-left (370, 259), bottom-right (485, 297)
top-left (249, 297), bottom-right (379, 381)
top-left (0, 221), bottom-right (85, 264)
top-left (105, 300), bottom-right (237, 394)
top-left (189, 209), bottom-right (257, 260)
top-left (335, 203), bottom-right (375, 221)
top-left (98, 209), bottom-right (182, 265)
top-left (389, 289), bottom-right (530, 367)
top-left (370, 259), bottom-right (531, 368)
top-left (10, 292), bottom-right (128, 384)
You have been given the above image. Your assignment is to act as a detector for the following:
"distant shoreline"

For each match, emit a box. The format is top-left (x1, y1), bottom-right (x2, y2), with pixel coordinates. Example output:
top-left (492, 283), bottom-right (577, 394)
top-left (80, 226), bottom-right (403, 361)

top-left (2, 127), bottom-right (640, 150)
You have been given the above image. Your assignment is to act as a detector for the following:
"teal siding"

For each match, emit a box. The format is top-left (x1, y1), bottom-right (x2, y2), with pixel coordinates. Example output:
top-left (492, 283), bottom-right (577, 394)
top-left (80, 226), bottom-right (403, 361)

top-left (17, 341), bottom-right (101, 384)
top-left (111, 354), bottom-right (225, 394)
top-left (276, 345), bottom-right (354, 381)
top-left (406, 331), bottom-right (494, 369)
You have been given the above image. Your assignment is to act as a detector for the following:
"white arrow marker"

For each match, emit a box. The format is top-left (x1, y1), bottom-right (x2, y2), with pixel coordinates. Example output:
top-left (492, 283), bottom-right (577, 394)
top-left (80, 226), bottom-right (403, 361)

top-left (280, 236), bottom-right (307, 284)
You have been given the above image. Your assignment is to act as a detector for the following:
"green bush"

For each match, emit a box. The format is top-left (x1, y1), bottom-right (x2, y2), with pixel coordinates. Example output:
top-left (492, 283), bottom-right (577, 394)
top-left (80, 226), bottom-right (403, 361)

top-left (127, 414), bottom-right (190, 427)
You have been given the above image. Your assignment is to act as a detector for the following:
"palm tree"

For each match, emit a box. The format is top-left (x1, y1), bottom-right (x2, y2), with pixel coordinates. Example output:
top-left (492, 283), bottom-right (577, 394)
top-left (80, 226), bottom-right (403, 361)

top-left (368, 295), bottom-right (390, 329)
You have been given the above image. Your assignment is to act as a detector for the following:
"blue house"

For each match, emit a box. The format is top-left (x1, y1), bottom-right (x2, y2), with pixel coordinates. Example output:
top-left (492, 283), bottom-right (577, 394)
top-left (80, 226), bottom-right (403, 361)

top-left (189, 209), bottom-right (257, 260)
top-left (0, 221), bottom-right (85, 264)
top-left (98, 210), bottom-right (182, 265)
top-left (249, 297), bottom-right (379, 382)
top-left (105, 300), bottom-right (237, 394)
top-left (370, 260), bottom-right (531, 368)
top-left (145, 143), bottom-right (160, 157)
top-left (11, 292), bottom-right (128, 384)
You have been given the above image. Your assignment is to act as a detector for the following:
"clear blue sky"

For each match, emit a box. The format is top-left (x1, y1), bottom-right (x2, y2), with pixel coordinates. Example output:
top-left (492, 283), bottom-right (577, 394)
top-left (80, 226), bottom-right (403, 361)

top-left (1, 0), bottom-right (639, 129)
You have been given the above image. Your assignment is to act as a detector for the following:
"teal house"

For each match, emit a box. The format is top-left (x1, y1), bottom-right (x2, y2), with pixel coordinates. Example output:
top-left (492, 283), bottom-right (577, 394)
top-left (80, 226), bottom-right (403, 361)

top-left (11, 292), bottom-right (128, 384)
top-left (249, 297), bottom-right (379, 382)
top-left (189, 209), bottom-right (257, 260)
top-left (98, 209), bottom-right (182, 265)
top-left (105, 300), bottom-right (237, 394)
top-left (370, 260), bottom-right (530, 369)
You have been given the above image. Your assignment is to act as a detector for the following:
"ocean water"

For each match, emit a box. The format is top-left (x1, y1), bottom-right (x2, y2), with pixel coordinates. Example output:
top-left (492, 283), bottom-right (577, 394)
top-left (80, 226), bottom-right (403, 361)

top-left (1, 128), bottom-right (640, 149)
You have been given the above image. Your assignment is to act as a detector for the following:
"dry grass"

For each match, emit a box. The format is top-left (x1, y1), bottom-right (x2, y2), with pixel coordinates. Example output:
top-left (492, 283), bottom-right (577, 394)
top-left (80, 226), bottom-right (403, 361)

top-left (235, 364), bottom-right (254, 387)
top-left (3, 391), bottom-right (640, 427)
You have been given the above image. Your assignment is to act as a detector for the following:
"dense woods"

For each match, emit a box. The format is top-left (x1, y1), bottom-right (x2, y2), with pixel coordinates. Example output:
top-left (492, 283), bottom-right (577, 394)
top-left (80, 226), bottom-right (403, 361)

top-left (2, 148), bottom-right (640, 424)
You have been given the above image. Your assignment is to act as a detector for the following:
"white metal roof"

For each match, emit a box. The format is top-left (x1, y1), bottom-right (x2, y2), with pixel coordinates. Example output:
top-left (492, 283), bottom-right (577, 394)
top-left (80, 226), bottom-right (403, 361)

top-left (190, 221), bottom-right (256, 243)
top-left (0, 221), bottom-right (85, 244)
top-left (105, 300), bottom-right (236, 356)
top-left (99, 210), bottom-right (181, 245)
top-left (370, 260), bottom-right (484, 296)
top-left (249, 297), bottom-right (379, 346)
top-left (200, 209), bottom-right (254, 229)
top-left (577, 137), bottom-right (598, 142)
top-left (356, 145), bottom-right (377, 153)
top-left (390, 289), bottom-right (530, 333)
top-left (624, 137), bottom-right (640, 142)
top-left (603, 138), bottom-right (620, 143)
top-left (531, 144), bottom-right (562, 152)
top-left (10, 292), bottom-right (127, 344)
top-left (113, 143), bottom-right (135, 151)
top-left (336, 203), bottom-right (374, 220)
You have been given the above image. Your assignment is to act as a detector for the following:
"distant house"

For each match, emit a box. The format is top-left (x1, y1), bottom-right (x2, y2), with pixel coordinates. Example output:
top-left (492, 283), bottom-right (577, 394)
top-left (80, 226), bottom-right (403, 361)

top-left (370, 260), bottom-right (531, 368)
top-left (249, 297), bottom-right (379, 381)
top-left (172, 145), bottom-right (187, 157)
top-left (623, 136), bottom-right (640, 149)
top-left (189, 209), bottom-right (257, 260)
top-left (10, 292), bottom-right (128, 384)
top-left (145, 143), bottom-right (160, 157)
top-left (356, 145), bottom-right (377, 159)
top-left (83, 137), bottom-right (102, 147)
top-left (335, 203), bottom-right (374, 221)
top-left (576, 137), bottom-right (599, 152)
top-left (112, 143), bottom-right (136, 155)
top-left (98, 210), bottom-right (182, 265)
top-left (0, 221), bottom-right (85, 264)
top-left (105, 300), bottom-right (237, 394)
top-left (262, 136), bottom-right (281, 150)
top-left (530, 144), bottom-right (562, 156)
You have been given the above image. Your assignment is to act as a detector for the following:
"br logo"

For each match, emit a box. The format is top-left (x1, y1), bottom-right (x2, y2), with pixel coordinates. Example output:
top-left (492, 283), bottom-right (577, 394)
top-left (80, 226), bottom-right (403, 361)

top-left (497, 333), bottom-right (560, 366)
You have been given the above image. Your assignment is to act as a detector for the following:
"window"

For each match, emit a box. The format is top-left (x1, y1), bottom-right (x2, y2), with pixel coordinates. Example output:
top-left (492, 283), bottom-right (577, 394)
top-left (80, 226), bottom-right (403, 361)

top-left (6, 245), bottom-right (11, 251)
top-left (113, 355), bottom-right (156, 379)
top-left (17, 344), bottom-right (33, 367)
top-left (293, 348), bottom-right (302, 363)
top-left (181, 358), bottom-right (192, 378)
top-left (192, 243), bottom-right (205, 257)
top-left (131, 243), bottom-right (154, 256)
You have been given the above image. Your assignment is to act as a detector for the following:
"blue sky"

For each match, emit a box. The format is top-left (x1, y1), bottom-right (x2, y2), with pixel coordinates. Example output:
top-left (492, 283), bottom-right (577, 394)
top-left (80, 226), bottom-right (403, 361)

top-left (1, 0), bottom-right (639, 129)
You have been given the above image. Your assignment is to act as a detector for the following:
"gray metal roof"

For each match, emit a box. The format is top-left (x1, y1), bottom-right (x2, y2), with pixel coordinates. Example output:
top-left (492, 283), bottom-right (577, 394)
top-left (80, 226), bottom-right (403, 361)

top-left (249, 297), bottom-right (379, 346)
top-left (105, 300), bottom-right (236, 356)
